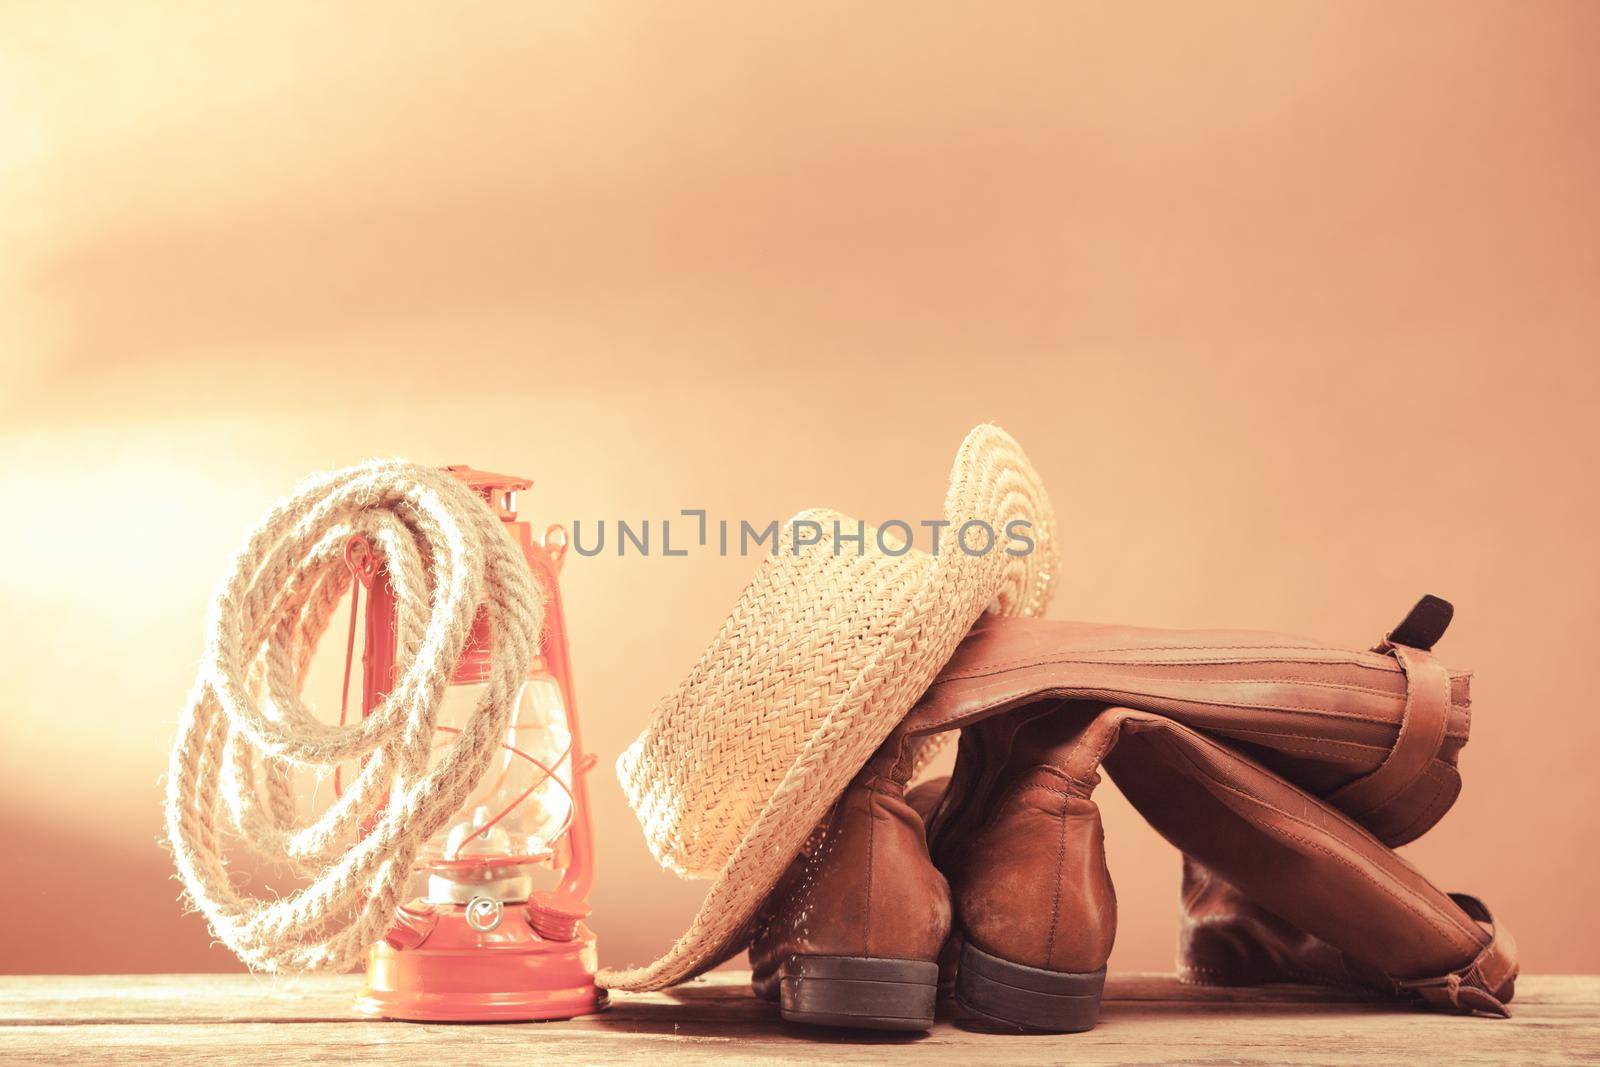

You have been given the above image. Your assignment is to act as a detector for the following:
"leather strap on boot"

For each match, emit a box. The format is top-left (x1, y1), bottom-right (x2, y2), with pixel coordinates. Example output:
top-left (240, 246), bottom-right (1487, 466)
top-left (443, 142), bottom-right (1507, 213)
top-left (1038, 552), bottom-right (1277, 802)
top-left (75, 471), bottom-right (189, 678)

top-left (1325, 596), bottom-right (1458, 840)
top-left (1328, 644), bottom-right (1451, 824)
top-left (1395, 894), bottom-right (1518, 1017)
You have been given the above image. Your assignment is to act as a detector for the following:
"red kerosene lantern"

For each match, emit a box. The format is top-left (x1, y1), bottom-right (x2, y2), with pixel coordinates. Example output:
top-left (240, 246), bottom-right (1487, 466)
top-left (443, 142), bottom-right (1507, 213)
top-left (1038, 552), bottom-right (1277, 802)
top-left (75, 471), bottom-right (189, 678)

top-left (348, 466), bottom-right (604, 1021)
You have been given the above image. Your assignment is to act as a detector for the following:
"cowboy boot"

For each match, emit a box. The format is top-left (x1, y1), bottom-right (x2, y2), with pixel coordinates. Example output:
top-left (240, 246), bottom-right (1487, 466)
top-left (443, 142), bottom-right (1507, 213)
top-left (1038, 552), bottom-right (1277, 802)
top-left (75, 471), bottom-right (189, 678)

top-left (1179, 856), bottom-right (1374, 988)
top-left (904, 595), bottom-right (1514, 1025)
top-left (747, 730), bottom-right (951, 1030)
top-left (1155, 596), bottom-right (1512, 1004)
top-left (908, 596), bottom-right (1473, 848)
top-left (1176, 856), bottom-right (1514, 1016)
top-left (928, 704), bottom-right (1117, 1033)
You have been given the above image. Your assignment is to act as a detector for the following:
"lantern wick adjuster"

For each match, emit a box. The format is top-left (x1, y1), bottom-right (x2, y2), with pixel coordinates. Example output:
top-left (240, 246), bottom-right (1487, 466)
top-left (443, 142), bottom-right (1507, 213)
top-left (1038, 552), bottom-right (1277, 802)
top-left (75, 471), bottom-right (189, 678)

top-left (464, 896), bottom-right (505, 933)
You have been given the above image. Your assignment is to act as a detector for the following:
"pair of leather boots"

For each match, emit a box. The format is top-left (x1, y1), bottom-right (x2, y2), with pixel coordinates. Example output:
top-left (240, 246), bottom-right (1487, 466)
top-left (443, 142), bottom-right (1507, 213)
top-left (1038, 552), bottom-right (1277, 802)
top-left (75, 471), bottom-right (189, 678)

top-left (746, 597), bottom-right (1517, 1032)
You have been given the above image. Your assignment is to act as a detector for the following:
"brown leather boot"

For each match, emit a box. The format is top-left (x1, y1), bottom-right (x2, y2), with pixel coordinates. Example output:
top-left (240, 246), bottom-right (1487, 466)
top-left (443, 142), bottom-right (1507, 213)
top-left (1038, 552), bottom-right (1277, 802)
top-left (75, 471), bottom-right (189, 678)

top-left (747, 730), bottom-right (951, 1030)
top-left (1179, 856), bottom-right (1374, 988)
top-left (903, 598), bottom-right (1516, 1019)
top-left (746, 596), bottom-right (1515, 1032)
top-left (1177, 856), bottom-right (1513, 1015)
top-left (927, 704), bottom-right (1116, 1032)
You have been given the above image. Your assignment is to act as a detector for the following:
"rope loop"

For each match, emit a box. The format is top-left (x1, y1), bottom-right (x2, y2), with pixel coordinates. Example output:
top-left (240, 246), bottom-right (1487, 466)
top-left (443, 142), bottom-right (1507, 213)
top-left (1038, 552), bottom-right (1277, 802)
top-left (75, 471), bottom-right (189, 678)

top-left (164, 460), bottom-right (542, 972)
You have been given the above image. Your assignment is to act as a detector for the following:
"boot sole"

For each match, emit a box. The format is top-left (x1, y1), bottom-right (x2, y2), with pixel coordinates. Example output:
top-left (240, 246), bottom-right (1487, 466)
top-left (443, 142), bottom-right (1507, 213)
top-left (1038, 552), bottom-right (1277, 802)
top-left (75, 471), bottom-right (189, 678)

top-left (770, 955), bottom-right (938, 1031)
top-left (955, 938), bottom-right (1106, 1033)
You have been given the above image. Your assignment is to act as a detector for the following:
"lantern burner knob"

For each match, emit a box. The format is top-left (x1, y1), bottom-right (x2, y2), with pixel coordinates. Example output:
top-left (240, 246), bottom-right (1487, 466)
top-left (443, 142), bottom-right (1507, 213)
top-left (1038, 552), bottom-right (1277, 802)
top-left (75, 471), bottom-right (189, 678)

top-left (464, 897), bottom-right (505, 933)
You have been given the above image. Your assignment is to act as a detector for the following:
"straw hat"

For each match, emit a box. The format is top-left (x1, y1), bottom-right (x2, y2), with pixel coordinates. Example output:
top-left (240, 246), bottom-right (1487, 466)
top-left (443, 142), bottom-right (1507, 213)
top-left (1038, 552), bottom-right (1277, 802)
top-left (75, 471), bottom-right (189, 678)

top-left (599, 425), bottom-right (1058, 991)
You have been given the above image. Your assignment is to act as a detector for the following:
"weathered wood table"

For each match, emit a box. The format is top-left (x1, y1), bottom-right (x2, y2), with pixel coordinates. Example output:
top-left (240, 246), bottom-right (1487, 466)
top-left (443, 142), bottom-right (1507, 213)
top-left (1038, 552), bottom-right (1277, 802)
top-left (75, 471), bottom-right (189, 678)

top-left (1, 972), bottom-right (1592, 1065)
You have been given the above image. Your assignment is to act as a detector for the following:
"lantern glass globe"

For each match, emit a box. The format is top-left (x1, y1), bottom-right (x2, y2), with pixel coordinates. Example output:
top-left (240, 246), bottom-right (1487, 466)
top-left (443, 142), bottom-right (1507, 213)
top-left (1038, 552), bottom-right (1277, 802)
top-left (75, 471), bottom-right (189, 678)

top-left (424, 670), bottom-right (575, 867)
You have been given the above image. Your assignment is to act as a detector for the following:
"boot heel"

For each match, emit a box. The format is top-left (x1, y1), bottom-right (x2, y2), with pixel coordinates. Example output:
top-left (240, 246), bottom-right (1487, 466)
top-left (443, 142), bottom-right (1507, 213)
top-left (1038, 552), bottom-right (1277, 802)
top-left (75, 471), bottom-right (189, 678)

top-left (777, 955), bottom-right (938, 1031)
top-left (955, 938), bottom-right (1105, 1033)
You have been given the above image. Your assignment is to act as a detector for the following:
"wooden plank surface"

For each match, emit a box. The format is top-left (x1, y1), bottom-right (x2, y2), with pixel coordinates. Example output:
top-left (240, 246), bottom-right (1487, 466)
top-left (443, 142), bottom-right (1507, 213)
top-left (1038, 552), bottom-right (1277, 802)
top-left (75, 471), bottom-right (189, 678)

top-left (1, 972), bottom-right (1594, 1065)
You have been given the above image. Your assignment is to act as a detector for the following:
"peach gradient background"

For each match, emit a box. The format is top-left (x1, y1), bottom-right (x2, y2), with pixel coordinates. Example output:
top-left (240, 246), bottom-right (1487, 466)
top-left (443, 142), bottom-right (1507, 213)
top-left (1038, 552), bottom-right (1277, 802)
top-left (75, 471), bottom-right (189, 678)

top-left (2, 3), bottom-right (1597, 977)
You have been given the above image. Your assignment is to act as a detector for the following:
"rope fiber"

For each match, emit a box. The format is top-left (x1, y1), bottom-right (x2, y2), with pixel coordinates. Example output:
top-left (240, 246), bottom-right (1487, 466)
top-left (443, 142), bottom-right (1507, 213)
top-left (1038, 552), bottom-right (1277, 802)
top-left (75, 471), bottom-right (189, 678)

top-left (163, 460), bottom-right (543, 972)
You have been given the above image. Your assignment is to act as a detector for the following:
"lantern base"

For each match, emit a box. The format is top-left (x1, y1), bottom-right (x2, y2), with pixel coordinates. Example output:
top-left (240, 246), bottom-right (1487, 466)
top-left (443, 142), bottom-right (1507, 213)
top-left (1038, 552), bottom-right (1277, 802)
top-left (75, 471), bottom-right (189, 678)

top-left (356, 899), bottom-right (605, 1022)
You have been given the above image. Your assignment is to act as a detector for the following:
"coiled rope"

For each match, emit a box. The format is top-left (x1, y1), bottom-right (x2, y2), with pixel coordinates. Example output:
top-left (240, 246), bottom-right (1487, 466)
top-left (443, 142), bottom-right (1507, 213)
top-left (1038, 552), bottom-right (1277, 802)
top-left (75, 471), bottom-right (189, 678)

top-left (163, 460), bottom-right (543, 972)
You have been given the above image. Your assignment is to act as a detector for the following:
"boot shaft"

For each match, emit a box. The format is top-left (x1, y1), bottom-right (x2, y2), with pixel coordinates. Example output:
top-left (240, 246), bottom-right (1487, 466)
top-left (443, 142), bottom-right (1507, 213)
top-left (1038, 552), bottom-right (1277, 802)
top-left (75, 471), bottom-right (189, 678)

top-left (747, 730), bottom-right (951, 1027)
top-left (932, 707), bottom-right (1117, 976)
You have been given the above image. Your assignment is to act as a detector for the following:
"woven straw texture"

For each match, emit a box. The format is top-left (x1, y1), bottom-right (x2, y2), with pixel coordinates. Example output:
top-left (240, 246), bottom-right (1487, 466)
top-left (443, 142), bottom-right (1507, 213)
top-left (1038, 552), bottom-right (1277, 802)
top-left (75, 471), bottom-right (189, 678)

top-left (600, 425), bottom-right (1056, 991)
